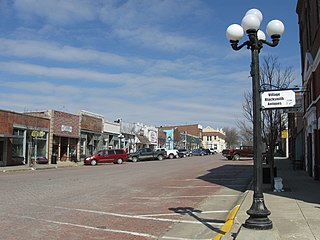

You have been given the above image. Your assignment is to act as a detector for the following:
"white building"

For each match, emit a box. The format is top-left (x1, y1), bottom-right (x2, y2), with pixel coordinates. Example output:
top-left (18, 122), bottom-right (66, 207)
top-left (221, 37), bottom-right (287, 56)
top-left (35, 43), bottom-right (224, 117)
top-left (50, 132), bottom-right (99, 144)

top-left (202, 126), bottom-right (226, 153)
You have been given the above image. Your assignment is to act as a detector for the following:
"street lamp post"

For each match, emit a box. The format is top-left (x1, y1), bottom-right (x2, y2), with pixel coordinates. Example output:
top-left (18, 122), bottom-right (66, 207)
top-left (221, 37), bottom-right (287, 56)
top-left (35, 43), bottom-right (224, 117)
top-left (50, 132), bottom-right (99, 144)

top-left (167, 136), bottom-right (172, 150)
top-left (226, 9), bottom-right (284, 230)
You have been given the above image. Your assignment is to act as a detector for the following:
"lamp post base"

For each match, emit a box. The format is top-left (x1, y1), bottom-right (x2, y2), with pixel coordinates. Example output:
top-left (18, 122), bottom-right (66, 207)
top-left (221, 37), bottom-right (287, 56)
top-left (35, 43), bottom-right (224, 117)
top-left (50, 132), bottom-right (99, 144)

top-left (243, 197), bottom-right (273, 230)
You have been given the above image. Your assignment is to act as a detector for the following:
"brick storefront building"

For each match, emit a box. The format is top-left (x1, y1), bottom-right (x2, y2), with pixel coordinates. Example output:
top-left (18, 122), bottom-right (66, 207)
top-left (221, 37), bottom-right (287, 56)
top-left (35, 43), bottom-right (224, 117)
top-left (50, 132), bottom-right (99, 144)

top-left (0, 109), bottom-right (50, 166)
top-left (296, 0), bottom-right (320, 179)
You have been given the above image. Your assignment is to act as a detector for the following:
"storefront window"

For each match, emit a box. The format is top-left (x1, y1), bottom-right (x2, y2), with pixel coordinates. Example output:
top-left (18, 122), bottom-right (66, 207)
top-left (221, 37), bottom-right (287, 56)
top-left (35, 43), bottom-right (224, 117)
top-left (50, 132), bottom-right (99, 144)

top-left (12, 129), bottom-right (24, 158)
top-left (53, 136), bottom-right (59, 157)
top-left (36, 137), bottom-right (47, 157)
top-left (69, 138), bottom-right (78, 161)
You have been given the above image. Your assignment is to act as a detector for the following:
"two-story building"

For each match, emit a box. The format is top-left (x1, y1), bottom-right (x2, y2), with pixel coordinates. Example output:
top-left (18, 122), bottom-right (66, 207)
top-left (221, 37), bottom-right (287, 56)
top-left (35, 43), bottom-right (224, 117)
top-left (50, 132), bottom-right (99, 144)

top-left (296, 0), bottom-right (320, 180)
top-left (202, 126), bottom-right (226, 153)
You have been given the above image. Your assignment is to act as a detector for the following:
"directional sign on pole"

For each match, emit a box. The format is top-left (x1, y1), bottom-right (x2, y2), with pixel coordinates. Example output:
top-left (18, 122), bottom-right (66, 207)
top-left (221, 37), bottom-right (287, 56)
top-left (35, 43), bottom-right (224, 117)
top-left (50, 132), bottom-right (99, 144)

top-left (261, 90), bottom-right (296, 109)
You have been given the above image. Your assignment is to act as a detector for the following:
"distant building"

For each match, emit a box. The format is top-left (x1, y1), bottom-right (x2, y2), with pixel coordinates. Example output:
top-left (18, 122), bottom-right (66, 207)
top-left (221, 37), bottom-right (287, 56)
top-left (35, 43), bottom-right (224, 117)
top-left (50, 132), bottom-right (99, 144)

top-left (159, 124), bottom-right (202, 150)
top-left (202, 126), bottom-right (226, 153)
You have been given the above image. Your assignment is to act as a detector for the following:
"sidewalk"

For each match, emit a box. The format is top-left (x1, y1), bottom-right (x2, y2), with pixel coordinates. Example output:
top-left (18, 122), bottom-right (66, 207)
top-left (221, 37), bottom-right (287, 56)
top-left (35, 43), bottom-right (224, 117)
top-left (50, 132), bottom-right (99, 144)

top-left (1, 161), bottom-right (82, 172)
top-left (230, 157), bottom-right (320, 240)
top-left (1, 158), bottom-right (319, 240)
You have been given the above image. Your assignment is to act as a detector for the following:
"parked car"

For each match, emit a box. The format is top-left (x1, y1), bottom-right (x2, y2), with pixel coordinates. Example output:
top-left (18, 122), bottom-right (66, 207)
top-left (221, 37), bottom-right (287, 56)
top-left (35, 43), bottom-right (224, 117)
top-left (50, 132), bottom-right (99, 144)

top-left (177, 149), bottom-right (190, 158)
top-left (129, 148), bottom-right (167, 162)
top-left (84, 149), bottom-right (128, 166)
top-left (209, 148), bottom-right (218, 154)
top-left (222, 149), bottom-right (230, 157)
top-left (156, 148), bottom-right (179, 159)
top-left (191, 149), bottom-right (207, 156)
top-left (223, 146), bottom-right (253, 160)
top-left (36, 156), bottom-right (49, 164)
top-left (202, 149), bottom-right (211, 155)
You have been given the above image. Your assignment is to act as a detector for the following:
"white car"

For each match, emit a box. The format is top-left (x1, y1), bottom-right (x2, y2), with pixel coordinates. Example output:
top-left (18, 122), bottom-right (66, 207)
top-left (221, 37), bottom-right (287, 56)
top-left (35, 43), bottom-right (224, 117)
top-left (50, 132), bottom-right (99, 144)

top-left (156, 148), bottom-right (179, 159)
top-left (209, 148), bottom-right (218, 154)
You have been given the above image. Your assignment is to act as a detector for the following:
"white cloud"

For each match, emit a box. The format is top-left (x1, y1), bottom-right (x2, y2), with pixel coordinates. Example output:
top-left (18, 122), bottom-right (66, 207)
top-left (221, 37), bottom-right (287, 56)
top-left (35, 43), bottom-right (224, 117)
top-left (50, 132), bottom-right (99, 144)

top-left (114, 27), bottom-right (212, 53)
top-left (0, 38), bottom-right (147, 67)
top-left (13, 0), bottom-right (97, 25)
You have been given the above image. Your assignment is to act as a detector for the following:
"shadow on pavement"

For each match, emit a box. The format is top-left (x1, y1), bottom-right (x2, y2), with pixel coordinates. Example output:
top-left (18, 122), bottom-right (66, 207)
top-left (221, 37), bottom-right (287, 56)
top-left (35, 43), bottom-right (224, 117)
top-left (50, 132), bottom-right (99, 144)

top-left (264, 158), bottom-right (320, 205)
top-left (197, 162), bottom-right (253, 193)
top-left (168, 207), bottom-right (224, 233)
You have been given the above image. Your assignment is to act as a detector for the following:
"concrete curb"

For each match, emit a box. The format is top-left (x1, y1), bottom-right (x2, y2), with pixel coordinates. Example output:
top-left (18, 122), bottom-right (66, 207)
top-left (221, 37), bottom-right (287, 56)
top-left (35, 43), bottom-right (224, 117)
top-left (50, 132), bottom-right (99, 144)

top-left (226, 189), bottom-right (282, 240)
top-left (1, 162), bottom-right (83, 173)
top-left (211, 178), bottom-right (253, 240)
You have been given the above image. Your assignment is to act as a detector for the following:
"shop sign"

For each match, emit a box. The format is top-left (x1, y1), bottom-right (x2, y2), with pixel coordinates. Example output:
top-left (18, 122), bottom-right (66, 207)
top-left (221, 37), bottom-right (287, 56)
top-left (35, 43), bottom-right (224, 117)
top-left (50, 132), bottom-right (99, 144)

top-left (31, 130), bottom-right (45, 138)
top-left (61, 125), bottom-right (72, 132)
top-left (261, 90), bottom-right (296, 109)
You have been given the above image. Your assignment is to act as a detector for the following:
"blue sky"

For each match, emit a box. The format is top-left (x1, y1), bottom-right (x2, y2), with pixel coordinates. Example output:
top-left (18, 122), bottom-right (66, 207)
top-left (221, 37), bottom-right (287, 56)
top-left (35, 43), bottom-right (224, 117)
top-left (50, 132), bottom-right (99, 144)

top-left (0, 0), bottom-right (300, 129)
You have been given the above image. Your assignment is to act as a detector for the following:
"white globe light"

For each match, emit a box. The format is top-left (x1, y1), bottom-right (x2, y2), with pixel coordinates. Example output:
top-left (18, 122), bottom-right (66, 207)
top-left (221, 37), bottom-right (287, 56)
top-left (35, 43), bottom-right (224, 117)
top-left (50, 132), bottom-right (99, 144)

top-left (241, 14), bottom-right (261, 31)
top-left (245, 9), bottom-right (263, 23)
top-left (257, 30), bottom-right (266, 41)
top-left (266, 19), bottom-right (285, 37)
top-left (226, 24), bottom-right (244, 41)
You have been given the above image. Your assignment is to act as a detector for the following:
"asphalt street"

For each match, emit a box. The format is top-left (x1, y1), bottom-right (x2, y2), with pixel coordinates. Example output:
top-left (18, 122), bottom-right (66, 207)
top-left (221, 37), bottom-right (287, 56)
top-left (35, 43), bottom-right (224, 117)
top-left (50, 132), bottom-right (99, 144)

top-left (0, 154), bottom-right (253, 240)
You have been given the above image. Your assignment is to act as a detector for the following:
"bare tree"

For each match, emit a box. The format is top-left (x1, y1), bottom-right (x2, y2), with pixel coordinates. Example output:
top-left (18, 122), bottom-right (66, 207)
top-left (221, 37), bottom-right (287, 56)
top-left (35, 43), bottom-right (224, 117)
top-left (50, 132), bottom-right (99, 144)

top-left (237, 119), bottom-right (253, 146)
top-left (242, 55), bottom-right (294, 188)
top-left (222, 127), bottom-right (239, 149)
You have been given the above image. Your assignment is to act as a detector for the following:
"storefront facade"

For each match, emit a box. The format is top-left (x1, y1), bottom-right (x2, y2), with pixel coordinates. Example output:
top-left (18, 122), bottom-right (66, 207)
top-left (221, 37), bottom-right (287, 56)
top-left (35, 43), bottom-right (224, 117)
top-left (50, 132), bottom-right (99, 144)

top-left (79, 110), bottom-right (104, 159)
top-left (0, 110), bottom-right (50, 166)
top-left (48, 110), bottom-right (80, 162)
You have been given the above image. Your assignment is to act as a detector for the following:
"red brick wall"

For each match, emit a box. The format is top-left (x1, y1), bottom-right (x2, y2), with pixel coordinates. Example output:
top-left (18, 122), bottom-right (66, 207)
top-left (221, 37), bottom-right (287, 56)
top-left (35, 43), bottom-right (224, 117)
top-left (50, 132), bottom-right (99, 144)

top-left (0, 110), bottom-right (12, 134)
top-left (160, 124), bottom-right (202, 139)
top-left (80, 114), bottom-right (103, 132)
top-left (0, 110), bottom-right (50, 134)
top-left (53, 111), bottom-right (80, 137)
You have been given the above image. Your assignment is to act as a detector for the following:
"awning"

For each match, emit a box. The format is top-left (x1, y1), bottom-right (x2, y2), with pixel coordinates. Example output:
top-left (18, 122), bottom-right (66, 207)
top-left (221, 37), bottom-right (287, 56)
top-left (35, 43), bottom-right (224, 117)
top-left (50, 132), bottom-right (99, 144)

top-left (136, 135), bottom-right (151, 144)
top-left (0, 134), bottom-right (23, 138)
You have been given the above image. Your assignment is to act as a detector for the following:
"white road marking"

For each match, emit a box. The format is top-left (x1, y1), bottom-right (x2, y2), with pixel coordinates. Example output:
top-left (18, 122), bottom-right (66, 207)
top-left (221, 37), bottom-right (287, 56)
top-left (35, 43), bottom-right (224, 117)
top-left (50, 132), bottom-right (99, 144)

top-left (164, 185), bottom-right (219, 188)
top-left (133, 194), bottom-right (240, 199)
top-left (161, 236), bottom-right (211, 240)
top-left (133, 195), bottom-right (212, 199)
top-left (138, 210), bottom-right (228, 217)
top-left (161, 237), bottom-right (212, 240)
top-left (35, 204), bottom-right (224, 226)
top-left (208, 195), bottom-right (240, 197)
top-left (9, 214), bottom-right (158, 239)
top-left (183, 177), bottom-right (249, 181)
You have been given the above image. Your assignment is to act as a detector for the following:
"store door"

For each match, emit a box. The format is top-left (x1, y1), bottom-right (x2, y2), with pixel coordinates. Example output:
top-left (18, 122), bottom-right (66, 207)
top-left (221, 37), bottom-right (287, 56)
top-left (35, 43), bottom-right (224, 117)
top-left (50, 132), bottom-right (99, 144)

top-left (307, 133), bottom-right (312, 177)
top-left (314, 130), bottom-right (319, 180)
top-left (0, 140), bottom-right (5, 166)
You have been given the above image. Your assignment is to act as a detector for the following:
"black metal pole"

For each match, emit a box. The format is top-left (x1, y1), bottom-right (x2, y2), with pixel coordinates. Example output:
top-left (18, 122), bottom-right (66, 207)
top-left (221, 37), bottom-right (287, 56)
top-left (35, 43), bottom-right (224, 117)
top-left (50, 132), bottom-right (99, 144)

top-left (244, 31), bottom-right (272, 230)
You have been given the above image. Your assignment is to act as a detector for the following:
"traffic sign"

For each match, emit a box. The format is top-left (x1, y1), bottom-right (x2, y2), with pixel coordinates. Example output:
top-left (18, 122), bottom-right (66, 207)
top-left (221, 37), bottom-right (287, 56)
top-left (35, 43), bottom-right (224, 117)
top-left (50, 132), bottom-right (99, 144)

top-left (261, 90), bottom-right (296, 109)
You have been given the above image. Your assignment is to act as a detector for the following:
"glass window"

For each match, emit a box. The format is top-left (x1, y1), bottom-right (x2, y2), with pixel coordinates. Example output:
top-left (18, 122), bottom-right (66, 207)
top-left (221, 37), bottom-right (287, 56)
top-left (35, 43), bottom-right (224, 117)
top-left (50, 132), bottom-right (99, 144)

top-left (12, 128), bottom-right (24, 158)
top-left (318, 0), bottom-right (320, 23)
top-left (98, 151), bottom-right (105, 156)
top-left (36, 138), bottom-right (47, 157)
top-left (12, 137), bottom-right (24, 158)
top-left (108, 150), bottom-right (115, 155)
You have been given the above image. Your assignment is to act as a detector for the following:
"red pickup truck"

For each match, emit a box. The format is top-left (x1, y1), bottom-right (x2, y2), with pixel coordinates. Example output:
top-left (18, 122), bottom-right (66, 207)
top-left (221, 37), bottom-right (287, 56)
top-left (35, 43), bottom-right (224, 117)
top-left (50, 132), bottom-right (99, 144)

top-left (222, 146), bottom-right (254, 160)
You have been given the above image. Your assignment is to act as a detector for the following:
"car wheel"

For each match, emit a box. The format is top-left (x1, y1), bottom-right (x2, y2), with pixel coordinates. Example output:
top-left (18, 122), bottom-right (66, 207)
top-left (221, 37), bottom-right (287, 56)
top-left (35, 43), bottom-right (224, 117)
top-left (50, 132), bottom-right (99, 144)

top-left (169, 154), bottom-right (174, 159)
top-left (227, 157), bottom-right (232, 160)
top-left (91, 159), bottom-right (97, 166)
top-left (158, 155), bottom-right (164, 161)
top-left (233, 154), bottom-right (240, 161)
top-left (117, 158), bottom-right (123, 164)
top-left (132, 157), bottom-right (138, 163)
